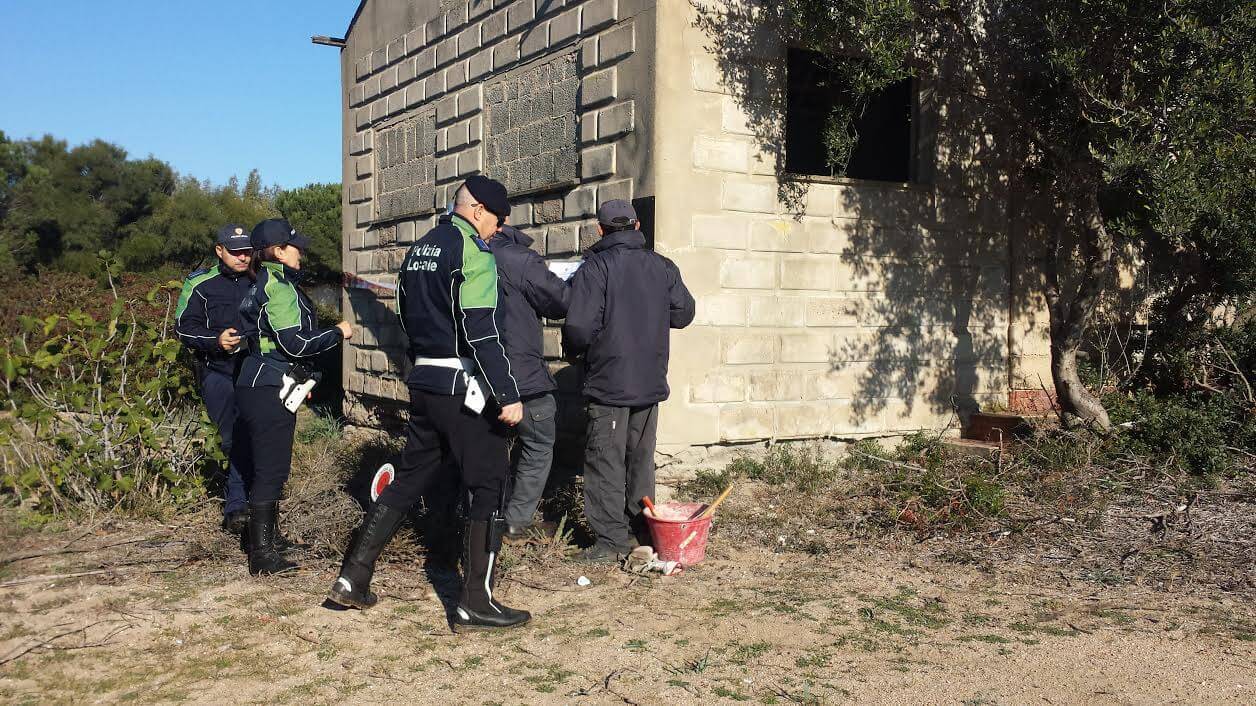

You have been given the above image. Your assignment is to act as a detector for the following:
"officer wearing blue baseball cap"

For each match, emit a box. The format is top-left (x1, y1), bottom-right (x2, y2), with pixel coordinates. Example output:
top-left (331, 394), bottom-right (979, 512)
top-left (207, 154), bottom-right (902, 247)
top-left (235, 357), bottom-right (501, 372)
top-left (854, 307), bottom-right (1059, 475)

top-left (174, 224), bottom-right (257, 535)
top-left (232, 219), bottom-right (353, 575)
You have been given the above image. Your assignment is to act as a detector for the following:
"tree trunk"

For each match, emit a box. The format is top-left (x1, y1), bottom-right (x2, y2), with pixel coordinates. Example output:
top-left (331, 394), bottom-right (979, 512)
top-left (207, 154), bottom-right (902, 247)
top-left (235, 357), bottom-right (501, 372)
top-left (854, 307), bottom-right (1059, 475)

top-left (1044, 190), bottom-right (1114, 431)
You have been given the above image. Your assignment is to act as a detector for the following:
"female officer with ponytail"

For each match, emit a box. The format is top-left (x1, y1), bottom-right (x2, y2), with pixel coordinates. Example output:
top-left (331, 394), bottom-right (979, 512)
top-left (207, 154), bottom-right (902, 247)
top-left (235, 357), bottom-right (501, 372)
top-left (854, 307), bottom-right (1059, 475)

top-left (235, 218), bottom-right (352, 575)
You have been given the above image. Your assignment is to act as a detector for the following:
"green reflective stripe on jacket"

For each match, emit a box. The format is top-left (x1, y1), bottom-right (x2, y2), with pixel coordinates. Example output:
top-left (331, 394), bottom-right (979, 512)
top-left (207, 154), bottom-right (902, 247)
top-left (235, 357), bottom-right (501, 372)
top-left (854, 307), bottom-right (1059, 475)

top-left (175, 270), bottom-right (216, 321)
top-left (262, 262), bottom-right (302, 332)
top-left (455, 219), bottom-right (498, 309)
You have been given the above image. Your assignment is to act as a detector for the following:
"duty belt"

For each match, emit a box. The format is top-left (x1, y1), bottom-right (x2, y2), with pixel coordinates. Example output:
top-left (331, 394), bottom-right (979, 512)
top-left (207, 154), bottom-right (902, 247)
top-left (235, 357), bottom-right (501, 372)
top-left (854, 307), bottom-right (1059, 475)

top-left (415, 357), bottom-right (487, 413)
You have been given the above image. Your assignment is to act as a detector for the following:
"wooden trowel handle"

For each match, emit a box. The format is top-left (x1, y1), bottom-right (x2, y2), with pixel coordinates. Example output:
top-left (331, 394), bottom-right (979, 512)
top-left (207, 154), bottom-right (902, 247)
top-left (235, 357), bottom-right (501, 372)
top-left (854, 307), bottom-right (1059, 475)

top-left (693, 485), bottom-right (734, 520)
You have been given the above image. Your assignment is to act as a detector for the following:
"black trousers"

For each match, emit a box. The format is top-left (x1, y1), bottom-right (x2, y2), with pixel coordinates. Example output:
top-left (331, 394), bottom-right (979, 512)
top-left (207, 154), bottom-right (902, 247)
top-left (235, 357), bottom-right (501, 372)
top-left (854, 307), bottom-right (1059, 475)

top-left (377, 388), bottom-right (511, 522)
top-left (201, 370), bottom-right (248, 514)
top-left (582, 403), bottom-right (658, 550)
top-left (233, 385), bottom-right (297, 504)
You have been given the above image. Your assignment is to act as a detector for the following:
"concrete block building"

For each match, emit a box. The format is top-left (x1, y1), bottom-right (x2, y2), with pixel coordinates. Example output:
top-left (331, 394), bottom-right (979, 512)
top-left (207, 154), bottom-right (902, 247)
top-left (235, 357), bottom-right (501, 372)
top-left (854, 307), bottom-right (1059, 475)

top-left (336, 0), bottom-right (1054, 459)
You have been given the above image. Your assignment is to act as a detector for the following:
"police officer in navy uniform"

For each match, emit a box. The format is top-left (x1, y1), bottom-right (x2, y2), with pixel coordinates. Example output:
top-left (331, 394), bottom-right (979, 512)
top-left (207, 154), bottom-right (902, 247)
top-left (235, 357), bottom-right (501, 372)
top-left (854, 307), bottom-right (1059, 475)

top-left (174, 224), bottom-right (256, 533)
top-left (236, 219), bottom-right (352, 575)
top-left (329, 175), bottom-right (531, 632)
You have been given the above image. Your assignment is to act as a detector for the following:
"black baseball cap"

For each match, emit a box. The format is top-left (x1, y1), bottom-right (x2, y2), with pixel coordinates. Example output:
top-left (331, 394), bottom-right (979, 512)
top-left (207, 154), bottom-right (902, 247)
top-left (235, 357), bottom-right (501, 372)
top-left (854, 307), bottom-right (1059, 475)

top-left (216, 223), bottom-right (253, 249)
top-left (597, 199), bottom-right (637, 227)
top-left (463, 175), bottom-right (510, 220)
top-left (250, 219), bottom-right (311, 251)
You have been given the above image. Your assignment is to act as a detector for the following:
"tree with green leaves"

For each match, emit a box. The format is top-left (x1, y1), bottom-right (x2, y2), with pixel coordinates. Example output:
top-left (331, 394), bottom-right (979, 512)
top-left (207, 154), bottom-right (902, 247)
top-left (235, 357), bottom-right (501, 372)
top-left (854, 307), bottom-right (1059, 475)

top-left (276, 182), bottom-right (343, 282)
top-left (701, 0), bottom-right (1256, 429)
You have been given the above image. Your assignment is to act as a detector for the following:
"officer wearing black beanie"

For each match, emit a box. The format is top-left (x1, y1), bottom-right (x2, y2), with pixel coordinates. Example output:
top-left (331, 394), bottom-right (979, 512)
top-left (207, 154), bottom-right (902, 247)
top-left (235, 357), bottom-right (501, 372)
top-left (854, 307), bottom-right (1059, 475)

top-left (330, 175), bottom-right (531, 632)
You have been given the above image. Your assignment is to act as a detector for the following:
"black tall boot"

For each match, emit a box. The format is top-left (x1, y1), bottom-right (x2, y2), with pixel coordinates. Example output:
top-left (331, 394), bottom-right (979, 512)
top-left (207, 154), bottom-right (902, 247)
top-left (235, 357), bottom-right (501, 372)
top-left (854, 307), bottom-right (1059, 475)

top-left (248, 501), bottom-right (298, 576)
top-left (452, 518), bottom-right (531, 632)
top-left (327, 503), bottom-right (407, 609)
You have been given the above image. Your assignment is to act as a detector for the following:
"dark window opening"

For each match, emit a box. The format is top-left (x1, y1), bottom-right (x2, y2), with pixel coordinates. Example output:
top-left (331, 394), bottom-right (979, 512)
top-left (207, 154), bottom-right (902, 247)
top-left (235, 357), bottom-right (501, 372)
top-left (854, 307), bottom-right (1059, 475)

top-left (785, 48), bottom-right (915, 183)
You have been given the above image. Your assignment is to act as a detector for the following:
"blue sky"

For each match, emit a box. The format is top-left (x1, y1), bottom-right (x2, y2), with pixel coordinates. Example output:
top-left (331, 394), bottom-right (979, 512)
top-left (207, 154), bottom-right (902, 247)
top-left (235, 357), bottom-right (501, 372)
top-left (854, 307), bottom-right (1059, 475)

top-left (0, 1), bottom-right (355, 189)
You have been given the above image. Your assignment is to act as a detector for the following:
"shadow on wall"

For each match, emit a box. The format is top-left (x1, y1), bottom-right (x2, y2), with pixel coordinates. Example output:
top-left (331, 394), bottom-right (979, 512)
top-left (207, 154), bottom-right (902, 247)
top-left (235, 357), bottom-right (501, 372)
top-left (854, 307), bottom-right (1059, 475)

top-left (693, 1), bottom-right (1032, 427)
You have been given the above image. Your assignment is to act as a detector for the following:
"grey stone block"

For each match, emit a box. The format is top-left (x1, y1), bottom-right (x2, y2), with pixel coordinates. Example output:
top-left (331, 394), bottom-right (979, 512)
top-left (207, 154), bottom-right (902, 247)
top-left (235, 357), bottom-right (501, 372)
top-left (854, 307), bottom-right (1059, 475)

top-left (424, 72), bottom-right (447, 100)
top-left (582, 0), bottom-right (617, 32)
top-left (436, 95), bottom-right (457, 124)
top-left (458, 25), bottom-right (481, 57)
top-left (486, 83), bottom-right (505, 105)
top-left (356, 155), bottom-right (373, 178)
top-left (469, 0), bottom-right (493, 20)
top-left (554, 78), bottom-right (578, 113)
top-left (447, 122), bottom-right (468, 151)
top-left (597, 100), bottom-right (634, 139)
top-left (397, 57), bottom-right (417, 86)
top-left (416, 47), bottom-right (436, 76)
top-left (598, 22), bottom-right (634, 65)
top-left (436, 127), bottom-right (448, 153)
top-left (445, 61), bottom-right (468, 92)
top-left (547, 223), bottom-right (580, 255)
top-left (364, 76), bottom-right (381, 101)
top-left (483, 9), bottom-right (507, 43)
top-left (469, 50), bottom-right (492, 82)
top-left (580, 37), bottom-right (598, 70)
top-left (458, 149), bottom-right (483, 176)
top-left (426, 15), bottom-right (446, 43)
top-left (579, 221), bottom-right (601, 252)
top-left (507, 1), bottom-right (536, 32)
top-left (457, 84), bottom-right (483, 117)
top-left (551, 7), bottom-right (580, 45)
top-left (387, 37), bottom-right (406, 66)
top-left (494, 38), bottom-right (519, 70)
top-left (580, 68), bottom-right (616, 107)
top-left (436, 154), bottom-right (458, 181)
top-left (355, 107), bottom-right (371, 130)
top-left (446, 1), bottom-right (469, 29)
top-left (597, 178), bottom-right (633, 204)
top-left (510, 201), bottom-right (533, 225)
top-left (580, 144), bottom-right (615, 179)
top-left (541, 117), bottom-right (568, 151)
top-left (535, 198), bottom-right (563, 223)
top-left (468, 115), bottom-right (483, 144)
top-left (437, 37), bottom-right (458, 67)
top-left (580, 113), bottom-right (598, 143)
top-left (563, 184), bottom-right (597, 217)
top-left (355, 55), bottom-right (371, 80)
top-left (520, 22), bottom-right (549, 58)
top-left (405, 28), bottom-right (425, 56)
top-left (406, 84), bottom-right (424, 109)
top-left (386, 91), bottom-right (404, 117)
top-left (371, 50), bottom-right (386, 74)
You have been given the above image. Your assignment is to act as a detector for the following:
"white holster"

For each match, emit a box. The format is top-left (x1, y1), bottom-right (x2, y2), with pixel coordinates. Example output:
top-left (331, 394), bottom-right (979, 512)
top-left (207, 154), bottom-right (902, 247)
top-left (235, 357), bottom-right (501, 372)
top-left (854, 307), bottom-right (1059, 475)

top-left (415, 356), bottom-right (487, 414)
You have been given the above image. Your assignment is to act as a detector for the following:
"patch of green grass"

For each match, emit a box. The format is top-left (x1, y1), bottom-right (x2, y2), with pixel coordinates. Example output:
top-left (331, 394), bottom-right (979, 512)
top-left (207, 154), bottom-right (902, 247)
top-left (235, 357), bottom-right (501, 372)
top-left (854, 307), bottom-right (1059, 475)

top-left (962, 612), bottom-right (994, 626)
top-left (730, 641), bottom-right (771, 664)
top-left (795, 649), bottom-right (830, 668)
top-left (624, 639), bottom-right (648, 653)
top-left (705, 598), bottom-right (743, 616)
top-left (958, 634), bottom-right (1013, 644)
top-left (585, 627), bottom-right (610, 638)
top-left (1010, 621), bottom-right (1079, 637)
top-left (297, 407), bottom-right (344, 444)
top-left (863, 587), bottom-right (949, 630)
top-left (713, 686), bottom-right (752, 702)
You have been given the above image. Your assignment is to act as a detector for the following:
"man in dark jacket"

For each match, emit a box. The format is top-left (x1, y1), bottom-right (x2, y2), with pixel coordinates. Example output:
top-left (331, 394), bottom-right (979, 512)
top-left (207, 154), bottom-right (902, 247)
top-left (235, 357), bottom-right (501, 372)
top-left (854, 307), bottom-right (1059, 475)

top-left (489, 225), bottom-right (570, 537)
top-left (562, 200), bottom-right (696, 562)
top-left (330, 175), bottom-right (531, 632)
top-left (174, 223), bottom-right (255, 533)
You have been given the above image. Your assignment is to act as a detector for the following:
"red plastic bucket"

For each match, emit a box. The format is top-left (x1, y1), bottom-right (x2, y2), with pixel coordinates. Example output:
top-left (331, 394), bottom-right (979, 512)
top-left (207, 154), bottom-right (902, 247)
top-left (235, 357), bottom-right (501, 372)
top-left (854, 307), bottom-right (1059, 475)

top-left (645, 502), bottom-right (713, 566)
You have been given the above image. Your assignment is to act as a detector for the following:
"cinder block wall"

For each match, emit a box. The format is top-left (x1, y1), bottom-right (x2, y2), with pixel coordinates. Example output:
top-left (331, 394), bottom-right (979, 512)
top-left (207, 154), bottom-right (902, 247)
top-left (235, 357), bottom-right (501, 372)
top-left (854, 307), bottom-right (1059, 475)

top-left (650, 1), bottom-right (1025, 454)
top-left (339, 0), bottom-right (657, 438)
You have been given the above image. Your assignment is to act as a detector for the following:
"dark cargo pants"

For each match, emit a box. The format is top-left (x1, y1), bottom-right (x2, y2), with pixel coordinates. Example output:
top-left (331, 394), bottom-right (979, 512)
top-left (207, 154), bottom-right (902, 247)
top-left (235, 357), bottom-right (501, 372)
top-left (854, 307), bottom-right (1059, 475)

top-left (505, 394), bottom-right (558, 527)
top-left (582, 402), bottom-right (658, 551)
top-left (202, 370), bottom-right (248, 515)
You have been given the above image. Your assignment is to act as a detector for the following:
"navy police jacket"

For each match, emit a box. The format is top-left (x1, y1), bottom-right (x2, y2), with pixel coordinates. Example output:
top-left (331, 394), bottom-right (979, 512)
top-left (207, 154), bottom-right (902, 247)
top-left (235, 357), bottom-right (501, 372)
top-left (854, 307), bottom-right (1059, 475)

top-left (174, 262), bottom-right (253, 377)
top-left (562, 230), bottom-right (696, 407)
top-left (237, 262), bottom-right (342, 388)
top-left (489, 226), bottom-right (570, 398)
top-left (398, 214), bottom-right (520, 406)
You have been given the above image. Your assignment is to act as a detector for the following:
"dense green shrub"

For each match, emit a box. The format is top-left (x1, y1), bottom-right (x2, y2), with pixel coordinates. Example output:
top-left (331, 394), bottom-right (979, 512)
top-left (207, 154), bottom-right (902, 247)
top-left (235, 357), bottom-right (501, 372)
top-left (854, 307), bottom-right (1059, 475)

top-left (0, 261), bottom-right (212, 515)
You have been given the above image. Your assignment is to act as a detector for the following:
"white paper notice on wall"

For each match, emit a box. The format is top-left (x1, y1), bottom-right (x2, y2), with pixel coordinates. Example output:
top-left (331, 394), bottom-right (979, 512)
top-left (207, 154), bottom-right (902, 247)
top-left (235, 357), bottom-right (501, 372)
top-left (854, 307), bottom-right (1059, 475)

top-left (547, 259), bottom-right (583, 282)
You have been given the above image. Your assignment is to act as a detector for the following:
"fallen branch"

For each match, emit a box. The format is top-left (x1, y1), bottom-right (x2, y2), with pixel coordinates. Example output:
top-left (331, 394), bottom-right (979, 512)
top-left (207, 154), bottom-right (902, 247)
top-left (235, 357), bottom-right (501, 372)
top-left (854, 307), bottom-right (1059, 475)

top-left (0, 620), bottom-right (129, 666)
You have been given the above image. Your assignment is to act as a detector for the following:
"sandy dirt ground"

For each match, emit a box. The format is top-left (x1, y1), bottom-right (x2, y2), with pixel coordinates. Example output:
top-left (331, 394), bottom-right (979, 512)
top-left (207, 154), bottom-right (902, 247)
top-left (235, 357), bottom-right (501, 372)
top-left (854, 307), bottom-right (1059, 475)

top-left (0, 520), bottom-right (1252, 705)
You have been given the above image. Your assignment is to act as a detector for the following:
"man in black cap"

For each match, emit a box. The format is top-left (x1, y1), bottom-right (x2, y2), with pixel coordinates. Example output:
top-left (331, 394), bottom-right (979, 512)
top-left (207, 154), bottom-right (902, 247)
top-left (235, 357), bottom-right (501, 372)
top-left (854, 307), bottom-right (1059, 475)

top-left (562, 200), bottom-right (696, 563)
top-left (487, 224), bottom-right (570, 538)
top-left (330, 175), bottom-right (532, 632)
top-left (174, 224), bottom-right (256, 533)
